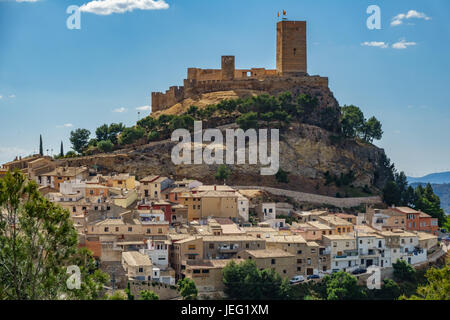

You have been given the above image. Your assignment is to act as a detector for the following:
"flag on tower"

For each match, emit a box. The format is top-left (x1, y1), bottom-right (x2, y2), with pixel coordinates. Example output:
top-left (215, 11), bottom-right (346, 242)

top-left (277, 12), bottom-right (279, 18)
top-left (283, 10), bottom-right (286, 16)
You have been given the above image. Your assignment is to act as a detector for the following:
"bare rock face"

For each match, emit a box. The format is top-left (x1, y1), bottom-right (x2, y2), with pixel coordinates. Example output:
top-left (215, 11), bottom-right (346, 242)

top-left (58, 122), bottom-right (388, 197)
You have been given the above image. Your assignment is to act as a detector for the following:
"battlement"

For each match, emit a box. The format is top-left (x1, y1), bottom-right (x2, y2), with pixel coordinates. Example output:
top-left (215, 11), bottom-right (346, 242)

top-left (151, 20), bottom-right (321, 113)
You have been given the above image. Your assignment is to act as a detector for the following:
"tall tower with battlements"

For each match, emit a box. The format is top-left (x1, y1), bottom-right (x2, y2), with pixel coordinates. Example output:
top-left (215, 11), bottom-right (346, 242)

top-left (276, 20), bottom-right (307, 75)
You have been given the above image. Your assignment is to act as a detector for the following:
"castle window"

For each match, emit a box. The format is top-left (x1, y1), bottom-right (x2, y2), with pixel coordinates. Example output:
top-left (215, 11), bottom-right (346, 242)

top-left (293, 48), bottom-right (297, 56)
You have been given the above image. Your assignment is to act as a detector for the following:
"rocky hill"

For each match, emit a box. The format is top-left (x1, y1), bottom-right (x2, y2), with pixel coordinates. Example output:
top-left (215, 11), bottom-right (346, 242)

top-left (59, 122), bottom-right (390, 198)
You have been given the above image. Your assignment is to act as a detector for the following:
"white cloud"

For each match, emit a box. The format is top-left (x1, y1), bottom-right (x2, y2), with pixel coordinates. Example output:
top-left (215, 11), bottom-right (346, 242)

top-left (361, 41), bottom-right (388, 49)
top-left (113, 107), bottom-right (127, 113)
top-left (0, 95), bottom-right (3, 99)
top-left (80, 0), bottom-right (169, 16)
top-left (136, 105), bottom-right (151, 111)
top-left (391, 10), bottom-right (431, 27)
top-left (8, 94), bottom-right (16, 98)
top-left (56, 123), bottom-right (73, 128)
top-left (392, 39), bottom-right (417, 49)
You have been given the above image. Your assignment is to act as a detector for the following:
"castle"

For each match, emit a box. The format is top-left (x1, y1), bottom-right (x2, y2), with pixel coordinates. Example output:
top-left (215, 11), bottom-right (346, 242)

top-left (151, 20), bottom-right (329, 113)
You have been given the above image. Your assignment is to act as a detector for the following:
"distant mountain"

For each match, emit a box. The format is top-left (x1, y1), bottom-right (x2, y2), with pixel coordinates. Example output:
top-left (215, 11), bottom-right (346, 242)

top-left (410, 182), bottom-right (450, 215)
top-left (407, 171), bottom-right (450, 184)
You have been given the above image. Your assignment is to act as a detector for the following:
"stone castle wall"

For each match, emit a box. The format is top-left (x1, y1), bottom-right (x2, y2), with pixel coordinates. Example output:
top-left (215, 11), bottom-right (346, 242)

top-left (152, 75), bottom-right (329, 112)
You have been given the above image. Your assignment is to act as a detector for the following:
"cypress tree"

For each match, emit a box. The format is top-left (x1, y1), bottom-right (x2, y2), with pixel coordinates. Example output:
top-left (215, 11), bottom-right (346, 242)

top-left (60, 141), bottom-right (64, 157)
top-left (39, 135), bottom-right (43, 156)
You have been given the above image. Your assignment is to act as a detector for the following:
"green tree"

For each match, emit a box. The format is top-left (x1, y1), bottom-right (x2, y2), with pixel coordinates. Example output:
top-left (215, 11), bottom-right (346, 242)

top-left (236, 112), bottom-right (258, 130)
top-left (107, 291), bottom-right (127, 300)
top-left (382, 181), bottom-right (401, 206)
top-left (139, 290), bottom-right (160, 300)
top-left (414, 184), bottom-right (447, 227)
top-left (215, 164), bottom-right (231, 184)
top-left (275, 168), bottom-right (289, 183)
top-left (297, 93), bottom-right (319, 115)
top-left (393, 259), bottom-right (416, 282)
top-left (340, 105), bottom-right (365, 138)
top-left (222, 260), bottom-right (291, 300)
top-left (0, 171), bottom-right (106, 300)
top-left (323, 271), bottom-right (366, 300)
top-left (403, 259), bottom-right (449, 300)
top-left (60, 141), bottom-right (64, 158)
top-left (362, 116), bottom-right (383, 143)
top-left (97, 140), bottom-right (114, 153)
top-left (95, 124), bottom-right (109, 142)
top-left (377, 279), bottom-right (401, 300)
top-left (107, 123), bottom-right (126, 145)
top-left (119, 127), bottom-right (145, 145)
top-left (147, 131), bottom-right (160, 142)
top-left (66, 247), bottom-right (109, 300)
top-left (39, 134), bottom-right (43, 156)
top-left (70, 128), bottom-right (91, 154)
top-left (177, 278), bottom-right (198, 300)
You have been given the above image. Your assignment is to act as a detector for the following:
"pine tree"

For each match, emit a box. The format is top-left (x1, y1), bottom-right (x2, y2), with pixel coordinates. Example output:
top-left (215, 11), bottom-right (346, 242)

top-left (60, 141), bottom-right (64, 157)
top-left (39, 134), bottom-right (43, 156)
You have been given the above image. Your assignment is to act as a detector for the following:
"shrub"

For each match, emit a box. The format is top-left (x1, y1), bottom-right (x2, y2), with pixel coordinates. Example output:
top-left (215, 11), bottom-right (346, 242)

top-left (97, 140), bottom-right (114, 152)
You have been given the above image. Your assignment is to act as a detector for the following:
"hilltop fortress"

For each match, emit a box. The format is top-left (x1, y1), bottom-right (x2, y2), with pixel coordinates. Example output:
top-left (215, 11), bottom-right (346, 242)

top-left (151, 20), bottom-right (330, 113)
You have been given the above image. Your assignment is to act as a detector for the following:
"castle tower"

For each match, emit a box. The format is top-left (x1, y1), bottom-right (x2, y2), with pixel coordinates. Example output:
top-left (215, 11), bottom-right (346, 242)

top-left (221, 55), bottom-right (235, 80)
top-left (276, 20), bottom-right (307, 75)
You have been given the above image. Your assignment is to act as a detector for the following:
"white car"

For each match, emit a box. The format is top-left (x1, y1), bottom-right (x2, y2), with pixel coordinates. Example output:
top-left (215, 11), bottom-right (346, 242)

top-left (289, 275), bottom-right (305, 284)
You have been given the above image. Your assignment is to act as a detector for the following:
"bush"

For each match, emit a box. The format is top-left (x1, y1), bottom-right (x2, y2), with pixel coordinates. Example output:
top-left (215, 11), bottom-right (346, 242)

top-left (236, 112), bottom-right (258, 130)
top-left (148, 131), bottom-right (160, 142)
top-left (119, 127), bottom-right (145, 145)
top-left (97, 140), bottom-right (114, 152)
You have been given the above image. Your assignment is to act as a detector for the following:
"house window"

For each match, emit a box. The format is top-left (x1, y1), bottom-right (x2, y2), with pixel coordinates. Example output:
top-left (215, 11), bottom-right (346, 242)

top-left (297, 267), bottom-right (301, 271)
top-left (128, 227), bottom-right (132, 232)
top-left (193, 269), bottom-right (200, 274)
top-left (209, 243), bottom-right (214, 249)
top-left (104, 227), bottom-right (109, 232)
top-left (307, 258), bottom-right (311, 265)
top-left (311, 249), bottom-right (316, 253)
top-left (158, 228), bottom-right (162, 234)
top-left (297, 259), bottom-right (302, 264)
top-left (138, 267), bottom-right (143, 273)
top-left (271, 259), bottom-right (276, 265)
top-left (346, 242), bottom-right (349, 247)
top-left (146, 229), bottom-right (151, 234)
top-left (333, 242), bottom-right (337, 247)
top-left (115, 227), bottom-right (119, 232)
top-left (297, 250), bottom-right (302, 254)
top-left (202, 269), bottom-right (209, 274)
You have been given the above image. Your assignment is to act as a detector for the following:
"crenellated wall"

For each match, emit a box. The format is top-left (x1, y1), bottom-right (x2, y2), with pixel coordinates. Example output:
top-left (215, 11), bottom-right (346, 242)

top-left (151, 73), bottom-right (329, 112)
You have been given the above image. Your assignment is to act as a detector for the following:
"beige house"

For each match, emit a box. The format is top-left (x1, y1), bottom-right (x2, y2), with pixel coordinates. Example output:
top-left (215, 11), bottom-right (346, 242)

top-left (202, 235), bottom-right (266, 260)
top-left (183, 259), bottom-right (244, 295)
top-left (181, 190), bottom-right (239, 221)
top-left (416, 231), bottom-right (438, 250)
top-left (122, 251), bottom-right (153, 281)
top-left (170, 236), bottom-right (204, 279)
top-left (107, 173), bottom-right (136, 190)
top-left (266, 235), bottom-right (320, 276)
top-left (237, 248), bottom-right (297, 279)
top-left (322, 234), bottom-right (358, 272)
top-left (318, 215), bottom-right (354, 235)
top-left (139, 175), bottom-right (172, 200)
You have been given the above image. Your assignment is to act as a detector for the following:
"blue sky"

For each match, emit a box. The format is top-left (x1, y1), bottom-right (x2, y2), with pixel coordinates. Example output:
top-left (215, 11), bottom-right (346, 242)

top-left (0, 0), bottom-right (449, 177)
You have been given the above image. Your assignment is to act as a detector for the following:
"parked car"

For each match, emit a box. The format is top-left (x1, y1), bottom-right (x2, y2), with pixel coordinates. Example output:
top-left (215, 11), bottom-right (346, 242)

top-left (307, 274), bottom-right (320, 280)
top-left (352, 268), bottom-right (367, 275)
top-left (289, 275), bottom-right (305, 284)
